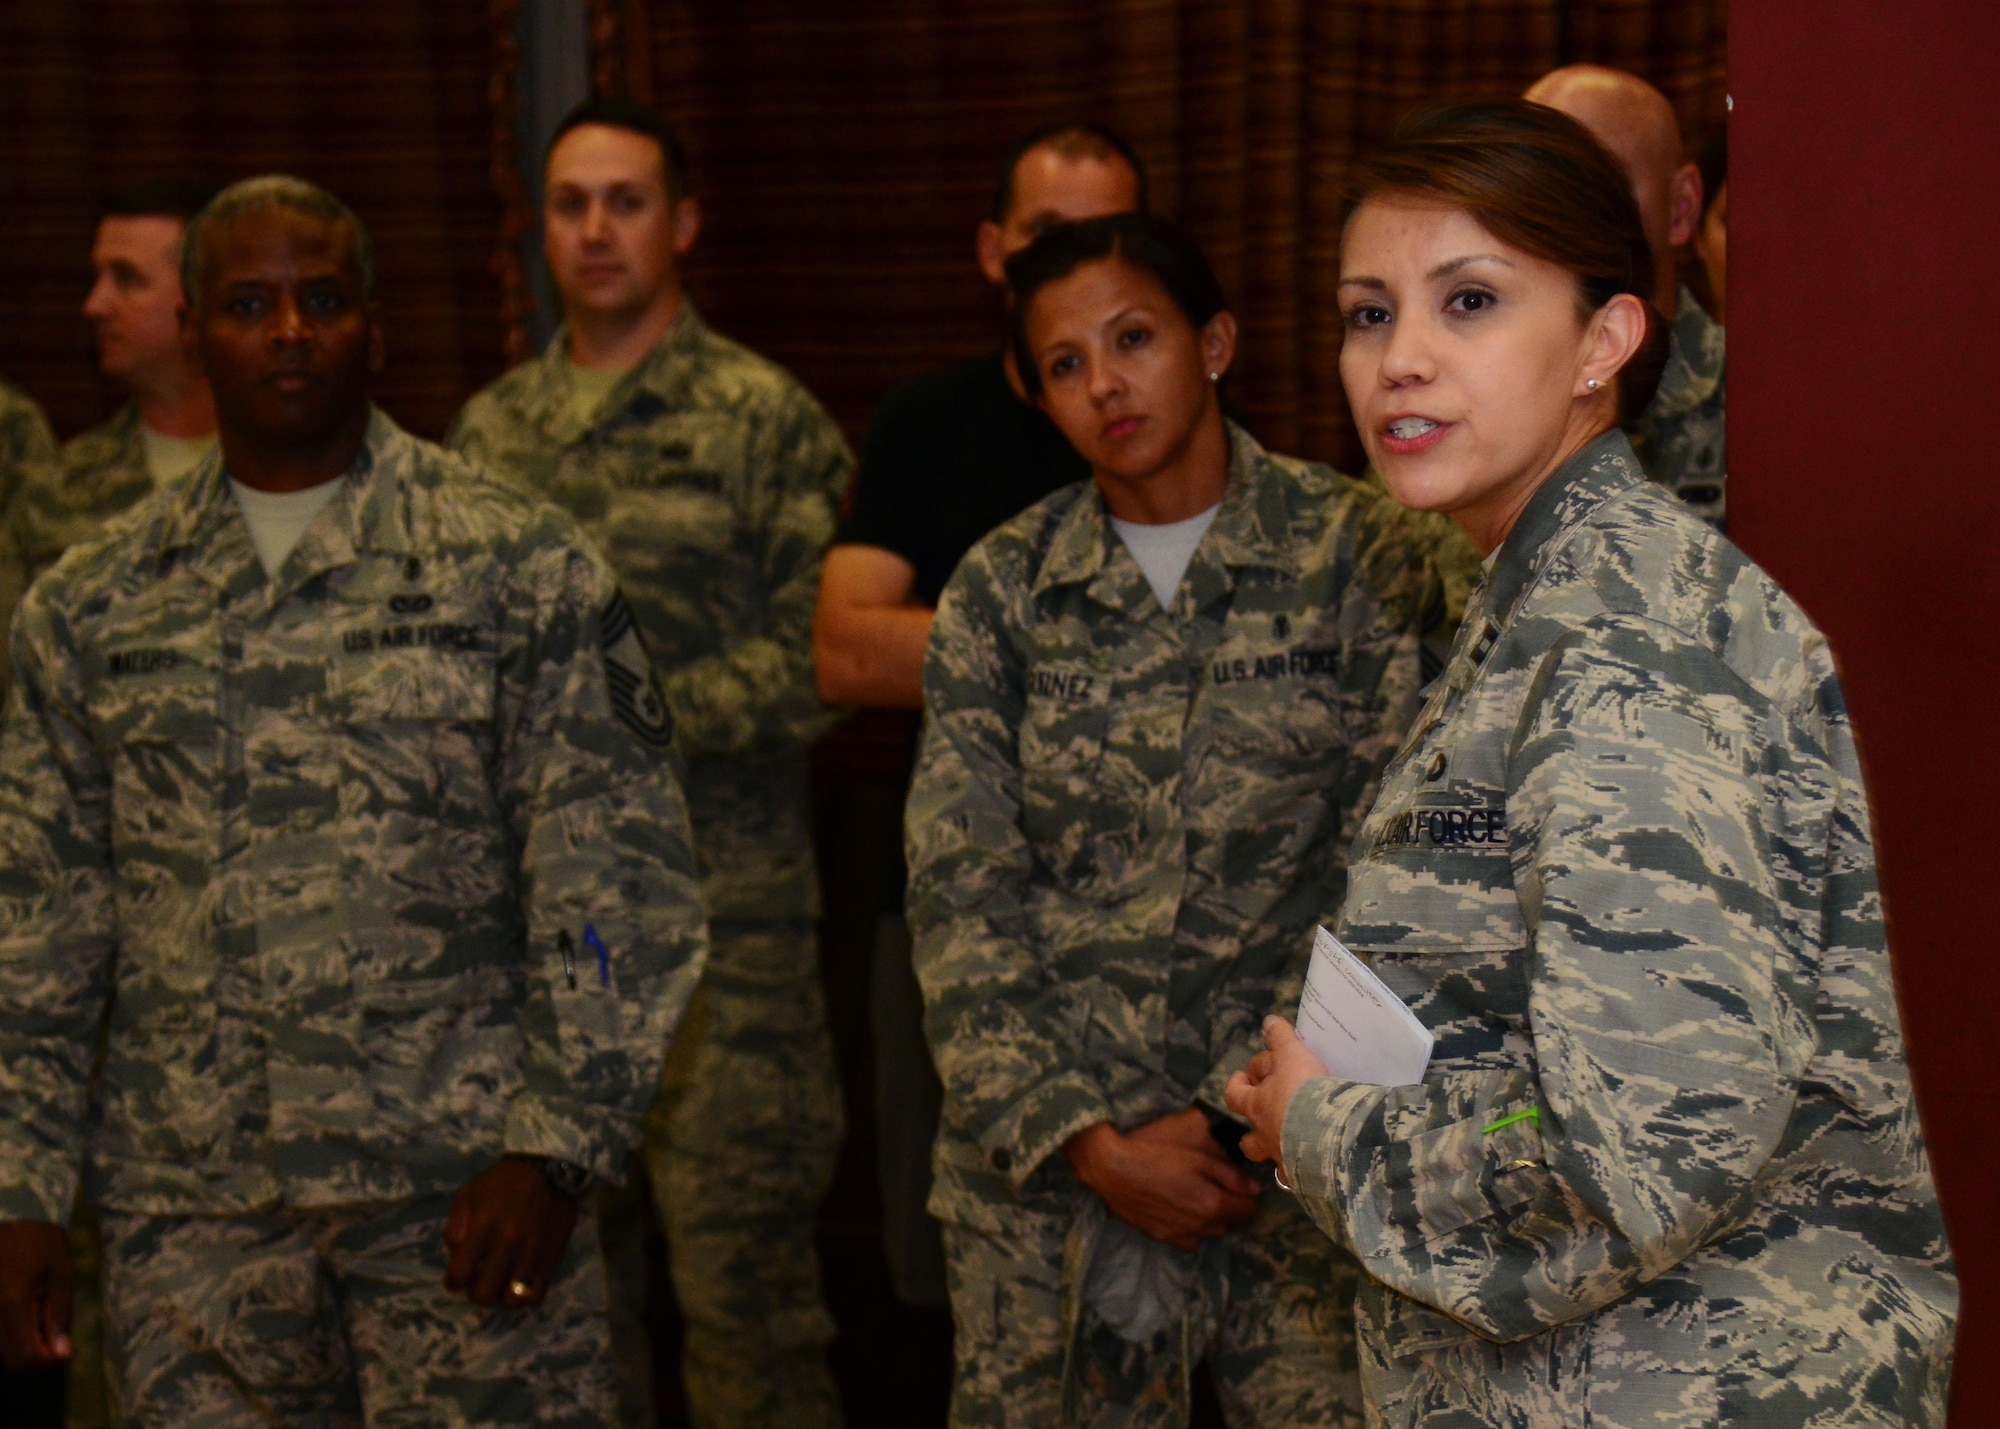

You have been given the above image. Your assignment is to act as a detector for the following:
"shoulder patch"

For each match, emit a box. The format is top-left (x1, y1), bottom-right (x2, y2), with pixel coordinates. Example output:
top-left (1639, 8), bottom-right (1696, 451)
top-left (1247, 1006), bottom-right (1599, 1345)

top-left (601, 590), bottom-right (675, 748)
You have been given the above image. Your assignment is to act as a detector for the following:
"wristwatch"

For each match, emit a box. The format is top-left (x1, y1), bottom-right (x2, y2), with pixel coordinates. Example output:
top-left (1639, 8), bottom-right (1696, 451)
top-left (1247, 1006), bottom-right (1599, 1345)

top-left (535, 1157), bottom-right (594, 1198)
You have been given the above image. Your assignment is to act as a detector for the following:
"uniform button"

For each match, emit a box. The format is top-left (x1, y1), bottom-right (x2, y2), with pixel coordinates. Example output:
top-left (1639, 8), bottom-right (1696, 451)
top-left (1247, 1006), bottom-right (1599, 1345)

top-left (1426, 753), bottom-right (1447, 781)
top-left (991, 1147), bottom-right (1013, 1173)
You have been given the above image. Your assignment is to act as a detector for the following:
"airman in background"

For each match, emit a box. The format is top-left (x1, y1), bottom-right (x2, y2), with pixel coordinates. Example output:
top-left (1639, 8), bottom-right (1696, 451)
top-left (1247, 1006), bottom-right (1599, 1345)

top-left (1528, 64), bottom-right (1727, 525)
top-left (910, 214), bottom-right (1440, 1426)
top-left (450, 99), bottom-right (851, 1429)
top-left (15, 182), bottom-right (220, 610)
top-left (3, 180), bottom-right (221, 1429)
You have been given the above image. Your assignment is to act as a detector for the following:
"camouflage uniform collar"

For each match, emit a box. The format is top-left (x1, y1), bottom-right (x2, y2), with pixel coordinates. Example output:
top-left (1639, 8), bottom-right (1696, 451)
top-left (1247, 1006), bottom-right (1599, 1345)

top-left (1648, 286), bottom-right (1725, 421)
top-left (1480, 427), bottom-right (1646, 629)
top-left (1031, 421), bottom-right (1298, 609)
top-left (532, 301), bottom-right (710, 440)
top-left (104, 402), bottom-right (146, 455)
top-left (154, 405), bottom-right (413, 600)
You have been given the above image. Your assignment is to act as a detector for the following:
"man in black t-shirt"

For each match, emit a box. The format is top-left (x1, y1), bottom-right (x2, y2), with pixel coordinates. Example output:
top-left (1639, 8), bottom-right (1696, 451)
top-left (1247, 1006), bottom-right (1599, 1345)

top-left (813, 123), bottom-right (1145, 1307)
top-left (816, 124), bottom-right (1146, 702)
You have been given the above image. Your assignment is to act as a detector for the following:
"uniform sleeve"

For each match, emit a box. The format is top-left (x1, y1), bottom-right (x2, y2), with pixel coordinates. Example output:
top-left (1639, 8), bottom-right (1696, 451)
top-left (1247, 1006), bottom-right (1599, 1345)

top-left (657, 385), bottom-right (852, 757)
top-left (494, 519), bottom-right (711, 1184)
top-left (1281, 615), bottom-right (1814, 1341)
top-left (0, 398), bottom-right (60, 699)
top-left (1194, 498), bottom-right (1440, 1119)
top-left (0, 582), bottom-right (118, 1224)
top-left (905, 551), bottom-right (1113, 1191)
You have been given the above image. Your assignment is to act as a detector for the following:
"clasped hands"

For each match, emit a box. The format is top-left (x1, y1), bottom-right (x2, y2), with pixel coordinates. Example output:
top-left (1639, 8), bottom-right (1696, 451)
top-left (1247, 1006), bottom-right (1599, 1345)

top-left (1062, 1016), bottom-right (1329, 1252)
top-left (1063, 1107), bottom-right (1260, 1251)
top-left (0, 1154), bottom-right (578, 1373)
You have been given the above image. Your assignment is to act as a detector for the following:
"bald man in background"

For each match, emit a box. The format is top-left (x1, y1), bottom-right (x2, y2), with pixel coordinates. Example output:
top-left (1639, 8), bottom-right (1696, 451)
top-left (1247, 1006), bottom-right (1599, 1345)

top-left (1527, 64), bottom-right (1726, 527)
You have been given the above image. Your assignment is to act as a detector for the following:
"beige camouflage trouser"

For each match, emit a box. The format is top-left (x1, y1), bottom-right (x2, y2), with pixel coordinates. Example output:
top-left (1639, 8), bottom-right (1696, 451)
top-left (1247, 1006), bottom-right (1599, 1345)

top-left (99, 1193), bottom-right (615, 1428)
top-left (600, 917), bottom-right (845, 1429)
top-left (942, 1189), bottom-right (1363, 1429)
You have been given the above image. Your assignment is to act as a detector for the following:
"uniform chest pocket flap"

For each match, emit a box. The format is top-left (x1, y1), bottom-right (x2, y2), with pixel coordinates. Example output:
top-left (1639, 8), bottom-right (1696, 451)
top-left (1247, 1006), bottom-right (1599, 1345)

top-left (607, 412), bottom-right (747, 494)
top-left (1016, 664), bottom-right (1124, 887)
top-left (1340, 799), bottom-right (1528, 956)
top-left (1017, 665), bottom-right (1112, 807)
top-left (89, 648), bottom-right (221, 752)
top-left (329, 643), bottom-right (497, 726)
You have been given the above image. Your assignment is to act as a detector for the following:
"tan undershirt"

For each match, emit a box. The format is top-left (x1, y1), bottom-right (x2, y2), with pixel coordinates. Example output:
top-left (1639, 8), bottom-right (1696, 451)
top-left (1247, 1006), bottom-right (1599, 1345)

top-left (566, 358), bottom-right (630, 424)
top-left (141, 426), bottom-right (216, 483)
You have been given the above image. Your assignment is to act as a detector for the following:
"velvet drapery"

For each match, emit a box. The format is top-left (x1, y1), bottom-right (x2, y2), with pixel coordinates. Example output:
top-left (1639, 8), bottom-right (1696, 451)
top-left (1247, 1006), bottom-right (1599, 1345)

top-left (0, 2), bottom-right (510, 440)
top-left (593, 0), bottom-right (1726, 468)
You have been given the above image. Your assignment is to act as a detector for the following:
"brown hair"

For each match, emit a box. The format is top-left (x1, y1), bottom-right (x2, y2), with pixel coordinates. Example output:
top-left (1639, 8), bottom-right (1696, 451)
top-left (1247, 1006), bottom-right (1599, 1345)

top-left (1343, 99), bottom-right (1669, 423)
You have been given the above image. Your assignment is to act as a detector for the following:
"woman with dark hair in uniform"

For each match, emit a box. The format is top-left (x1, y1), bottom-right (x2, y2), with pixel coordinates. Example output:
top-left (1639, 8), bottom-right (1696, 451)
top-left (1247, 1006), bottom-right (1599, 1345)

top-left (907, 212), bottom-right (1439, 1425)
top-left (1228, 100), bottom-right (1955, 1426)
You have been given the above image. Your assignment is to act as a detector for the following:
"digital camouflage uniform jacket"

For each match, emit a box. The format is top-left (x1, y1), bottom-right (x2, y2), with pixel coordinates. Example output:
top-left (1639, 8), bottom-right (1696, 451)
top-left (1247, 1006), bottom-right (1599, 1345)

top-left (1282, 431), bottom-right (1955, 1425)
top-left (908, 425), bottom-right (1438, 1230)
top-left (0, 378), bottom-right (61, 694)
top-left (0, 409), bottom-right (710, 1225)
top-left (448, 307), bottom-right (852, 921)
top-left (1632, 287), bottom-right (1726, 529)
top-left (14, 405), bottom-right (161, 595)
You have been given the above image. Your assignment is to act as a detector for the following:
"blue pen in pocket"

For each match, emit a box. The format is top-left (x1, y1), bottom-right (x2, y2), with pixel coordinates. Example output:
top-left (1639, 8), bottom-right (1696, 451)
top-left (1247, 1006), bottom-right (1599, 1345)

top-left (583, 923), bottom-right (610, 986)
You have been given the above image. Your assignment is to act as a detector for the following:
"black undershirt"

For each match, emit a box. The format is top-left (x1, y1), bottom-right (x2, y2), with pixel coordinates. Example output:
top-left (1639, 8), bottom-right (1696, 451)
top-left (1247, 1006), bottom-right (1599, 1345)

top-left (838, 351), bottom-right (1090, 605)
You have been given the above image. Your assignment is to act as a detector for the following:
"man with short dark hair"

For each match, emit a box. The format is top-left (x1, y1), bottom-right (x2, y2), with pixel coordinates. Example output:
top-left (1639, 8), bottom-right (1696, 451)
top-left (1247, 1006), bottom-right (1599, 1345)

top-left (0, 175), bottom-right (709, 1427)
top-left (1527, 65), bottom-right (1726, 525)
top-left (14, 185), bottom-right (219, 604)
top-left (6, 183), bottom-right (223, 1429)
top-left (450, 101), bottom-right (853, 1429)
top-left (811, 123), bottom-right (1145, 1313)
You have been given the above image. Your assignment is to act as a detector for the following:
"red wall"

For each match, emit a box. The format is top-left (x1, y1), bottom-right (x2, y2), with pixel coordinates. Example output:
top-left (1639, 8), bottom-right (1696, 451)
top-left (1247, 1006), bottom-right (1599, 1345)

top-left (1731, 4), bottom-right (2000, 1415)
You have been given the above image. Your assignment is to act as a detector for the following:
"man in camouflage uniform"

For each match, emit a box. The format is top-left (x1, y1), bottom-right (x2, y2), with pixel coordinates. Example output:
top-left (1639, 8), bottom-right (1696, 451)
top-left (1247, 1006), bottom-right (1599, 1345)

top-left (1235, 431), bottom-right (1955, 1425)
top-left (1528, 65), bottom-right (1726, 525)
top-left (0, 177), bottom-right (710, 1427)
top-left (0, 377), bottom-right (61, 692)
top-left (13, 185), bottom-right (219, 613)
top-left (907, 422), bottom-right (1438, 1424)
top-left (1, 181), bottom-right (221, 1429)
top-left (449, 100), bottom-right (850, 1428)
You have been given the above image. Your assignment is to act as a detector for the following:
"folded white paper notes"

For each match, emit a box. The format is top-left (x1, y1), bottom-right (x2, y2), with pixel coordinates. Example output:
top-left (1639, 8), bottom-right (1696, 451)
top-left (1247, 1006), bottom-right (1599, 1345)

top-left (1295, 926), bottom-right (1434, 1086)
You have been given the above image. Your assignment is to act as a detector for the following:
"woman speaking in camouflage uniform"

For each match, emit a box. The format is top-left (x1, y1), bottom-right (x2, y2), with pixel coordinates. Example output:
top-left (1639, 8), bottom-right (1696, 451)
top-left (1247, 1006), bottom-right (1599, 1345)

top-left (1228, 101), bottom-right (1957, 1425)
top-left (905, 212), bottom-right (1439, 1426)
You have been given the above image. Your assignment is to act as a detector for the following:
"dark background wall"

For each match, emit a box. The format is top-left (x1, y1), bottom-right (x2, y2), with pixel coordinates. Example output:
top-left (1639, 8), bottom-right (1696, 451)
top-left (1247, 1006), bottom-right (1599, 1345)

top-left (1732, 1), bottom-right (2000, 1414)
top-left (0, 2), bottom-right (509, 441)
top-left (617, 0), bottom-right (1726, 471)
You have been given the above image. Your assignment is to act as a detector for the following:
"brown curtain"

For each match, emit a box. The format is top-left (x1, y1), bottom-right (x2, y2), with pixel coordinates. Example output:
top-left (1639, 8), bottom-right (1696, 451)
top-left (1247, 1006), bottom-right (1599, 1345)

top-left (603, 0), bottom-right (1726, 469)
top-left (0, 1), bottom-right (514, 440)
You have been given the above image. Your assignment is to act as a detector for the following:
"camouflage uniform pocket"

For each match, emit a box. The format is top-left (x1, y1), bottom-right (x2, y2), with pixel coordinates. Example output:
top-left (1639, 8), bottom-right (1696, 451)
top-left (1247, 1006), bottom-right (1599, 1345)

top-left (354, 967), bottom-right (522, 1140)
top-left (1582, 1278), bottom-right (1717, 1428)
top-left (327, 645), bottom-right (495, 725)
top-left (1017, 665), bottom-right (1115, 895)
top-left (1374, 1097), bottom-right (1549, 1249)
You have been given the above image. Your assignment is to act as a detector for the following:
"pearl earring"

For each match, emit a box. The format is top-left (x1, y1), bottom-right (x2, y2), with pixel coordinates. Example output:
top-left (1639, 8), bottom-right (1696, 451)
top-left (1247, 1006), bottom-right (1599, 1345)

top-left (1208, 372), bottom-right (1220, 382)
top-left (1586, 378), bottom-right (1602, 391)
